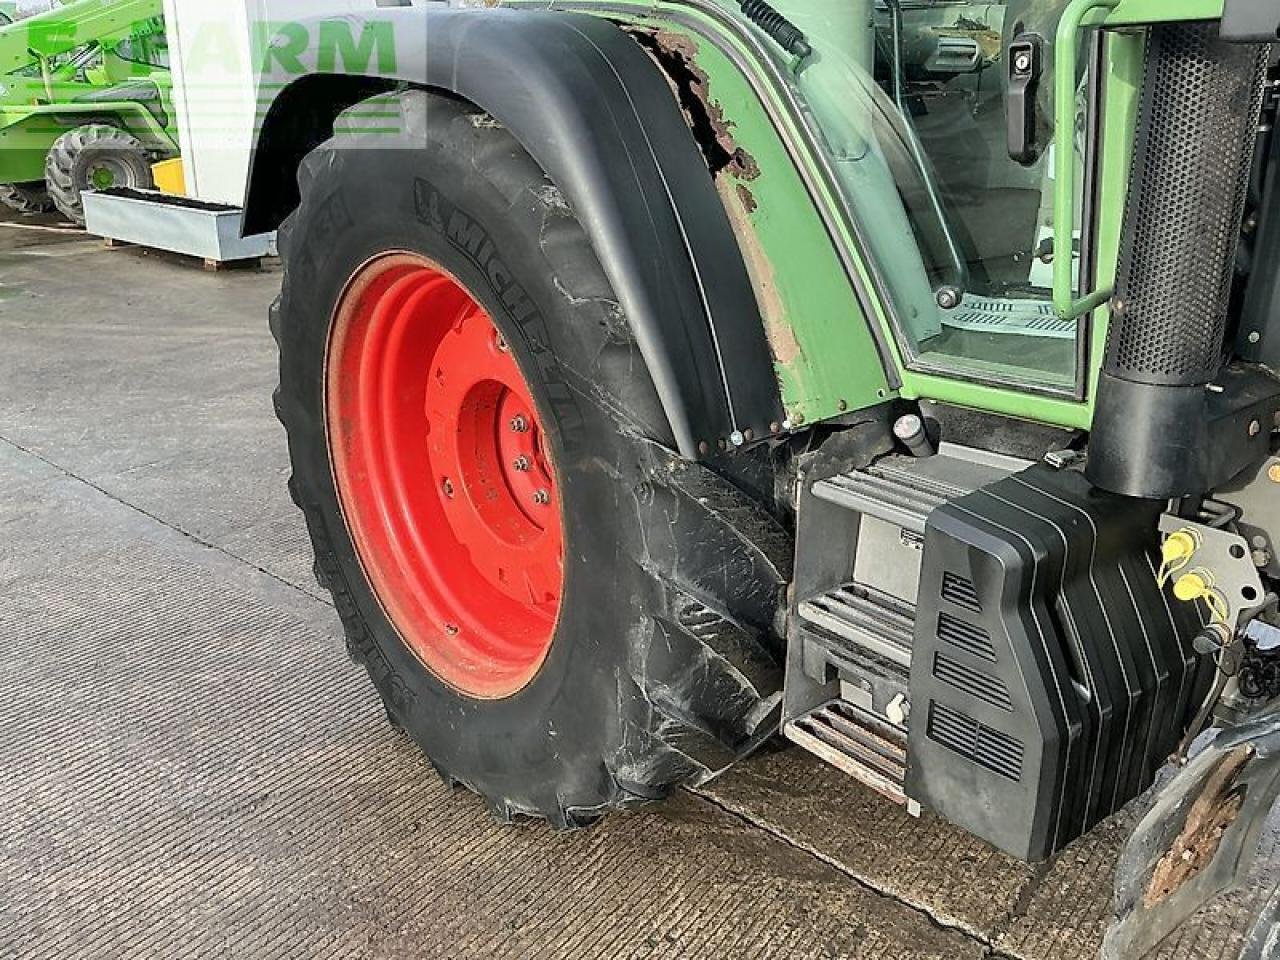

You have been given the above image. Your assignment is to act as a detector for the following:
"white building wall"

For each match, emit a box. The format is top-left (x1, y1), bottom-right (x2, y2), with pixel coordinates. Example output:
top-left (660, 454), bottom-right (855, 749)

top-left (161, 0), bottom-right (398, 205)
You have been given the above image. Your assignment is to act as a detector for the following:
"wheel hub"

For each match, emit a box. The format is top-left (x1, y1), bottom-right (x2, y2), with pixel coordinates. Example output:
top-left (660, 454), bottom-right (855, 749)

top-left (88, 159), bottom-right (126, 191)
top-left (327, 253), bottom-right (564, 699)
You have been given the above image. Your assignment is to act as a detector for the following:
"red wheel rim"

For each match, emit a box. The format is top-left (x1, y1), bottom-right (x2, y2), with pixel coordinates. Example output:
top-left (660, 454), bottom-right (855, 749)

top-left (327, 253), bottom-right (564, 699)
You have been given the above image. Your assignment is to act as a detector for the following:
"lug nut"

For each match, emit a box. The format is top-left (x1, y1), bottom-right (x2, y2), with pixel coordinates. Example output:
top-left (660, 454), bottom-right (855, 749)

top-left (445, 623), bottom-right (460, 636)
top-left (442, 478), bottom-right (455, 498)
top-left (513, 456), bottom-right (531, 472)
top-left (532, 489), bottom-right (550, 505)
top-left (510, 415), bottom-right (529, 433)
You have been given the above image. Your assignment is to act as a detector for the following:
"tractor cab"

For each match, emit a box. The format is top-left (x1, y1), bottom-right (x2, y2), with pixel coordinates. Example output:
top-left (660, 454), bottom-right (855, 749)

top-left (782, 0), bottom-right (1093, 395)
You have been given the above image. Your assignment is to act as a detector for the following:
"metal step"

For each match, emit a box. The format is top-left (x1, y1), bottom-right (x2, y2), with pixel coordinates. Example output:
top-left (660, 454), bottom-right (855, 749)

top-left (785, 443), bottom-right (1032, 805)
top-left (813, 444), bottom-right (1030, 534)
top-left (784, 700), bottom-right (921, 816)
top-left (799, 584), bottom-right (914, 669)
top-left (813, 463), bottom-right (946, 535)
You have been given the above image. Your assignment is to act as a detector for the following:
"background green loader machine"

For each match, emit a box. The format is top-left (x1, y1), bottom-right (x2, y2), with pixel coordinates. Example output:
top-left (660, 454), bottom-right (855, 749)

top-left (0, 0), bottom-right (176, 222)
top-left (241, 0), bottom-right (1280, 955)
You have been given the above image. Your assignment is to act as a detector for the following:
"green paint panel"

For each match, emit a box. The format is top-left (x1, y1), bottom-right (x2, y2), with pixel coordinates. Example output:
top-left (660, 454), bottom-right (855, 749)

top-left (597, 5), bottom-right (894, 424)
top-left (0, 113), bottom-right (57, 183)
top-left (681, 34), bottom-right (893, 423)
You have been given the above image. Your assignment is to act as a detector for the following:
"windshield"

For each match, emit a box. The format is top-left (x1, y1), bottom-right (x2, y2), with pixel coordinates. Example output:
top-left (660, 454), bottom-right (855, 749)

top-left (768, 0), bottom-right (1086, 393)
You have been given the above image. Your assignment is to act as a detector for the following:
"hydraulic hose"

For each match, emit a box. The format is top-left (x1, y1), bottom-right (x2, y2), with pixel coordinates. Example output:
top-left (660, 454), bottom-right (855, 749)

top-left (737, 0), bottom-right (812, 62)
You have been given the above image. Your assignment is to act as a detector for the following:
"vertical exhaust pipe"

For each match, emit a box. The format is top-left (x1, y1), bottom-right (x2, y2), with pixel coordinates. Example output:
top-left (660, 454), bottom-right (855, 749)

top-left (1086, 22), bottom-right (1269, 499)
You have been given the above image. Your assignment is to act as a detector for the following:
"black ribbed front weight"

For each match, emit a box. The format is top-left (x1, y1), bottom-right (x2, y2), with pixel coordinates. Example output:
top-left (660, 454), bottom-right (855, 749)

top-left (1086, 23), bottom-right (1269, 498)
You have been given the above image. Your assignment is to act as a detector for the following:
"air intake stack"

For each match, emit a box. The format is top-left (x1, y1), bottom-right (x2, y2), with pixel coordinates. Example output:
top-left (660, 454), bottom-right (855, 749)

top-left (1087, 22), bottom-right (1274, 499)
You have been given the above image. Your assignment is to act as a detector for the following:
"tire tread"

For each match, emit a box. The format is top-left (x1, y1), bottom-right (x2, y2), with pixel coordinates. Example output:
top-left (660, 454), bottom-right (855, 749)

top-left (273, 90), bottom-right (790, 826)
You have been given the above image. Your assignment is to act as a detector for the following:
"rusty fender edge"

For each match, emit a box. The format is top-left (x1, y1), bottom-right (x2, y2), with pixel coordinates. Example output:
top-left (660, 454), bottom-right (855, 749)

top-left (242, 7), bottom-right (786, 460)
top-left (1103, 705), bottom-right (1280, 960)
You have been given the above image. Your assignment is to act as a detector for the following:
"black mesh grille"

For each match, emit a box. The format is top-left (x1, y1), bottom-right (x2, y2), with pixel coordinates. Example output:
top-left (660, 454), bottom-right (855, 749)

top-left (941, 572), bottom-right (981, 612)
top-left (937, 611), bottom-right (997, 661)
top-left (1108, 23), bottom-right (1268, 386)
top-left (933, 653), bottom-right (1013, 711)
top-left (926, 703), bottom-right (1023, 782)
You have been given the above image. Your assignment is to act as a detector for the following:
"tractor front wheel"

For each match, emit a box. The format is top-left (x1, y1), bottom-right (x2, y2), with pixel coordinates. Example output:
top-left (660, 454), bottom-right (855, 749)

top-left (273, 91), bottom-right (789, 825)
top-left (45, 125), bottom-right (154, 226)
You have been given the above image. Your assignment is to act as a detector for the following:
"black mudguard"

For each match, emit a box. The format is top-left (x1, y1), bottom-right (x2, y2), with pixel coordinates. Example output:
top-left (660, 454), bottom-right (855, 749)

top-left (242, 7), bottom-right (785, 458)
top-left (1103, 706), bottom-right (1280, 959)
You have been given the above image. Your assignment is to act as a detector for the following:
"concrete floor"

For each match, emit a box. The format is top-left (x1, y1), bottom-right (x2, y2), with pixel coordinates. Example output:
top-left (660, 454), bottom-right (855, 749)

top-left (0, 209), bottom-right (1276, 959)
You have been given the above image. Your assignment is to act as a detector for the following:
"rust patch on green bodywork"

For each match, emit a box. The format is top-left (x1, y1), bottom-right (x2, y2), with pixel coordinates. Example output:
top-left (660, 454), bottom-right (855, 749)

top-left (623, 13), bottom-right (892, 426)
top-left (634, 29), bottom-right (760, 182)
top-left (718, 176), bottom-right (800, 367)
top-left (632, 28), bottom-right (800, 386)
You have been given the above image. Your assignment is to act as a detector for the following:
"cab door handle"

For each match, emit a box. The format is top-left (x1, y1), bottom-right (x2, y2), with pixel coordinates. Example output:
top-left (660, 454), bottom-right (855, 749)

top-left (1008, 33), bottom-right (1046, 165)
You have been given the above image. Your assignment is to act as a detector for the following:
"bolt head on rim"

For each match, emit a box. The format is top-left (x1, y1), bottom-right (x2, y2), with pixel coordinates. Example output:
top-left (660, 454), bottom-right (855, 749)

top-left (326, 253), bottom-right (564, 699)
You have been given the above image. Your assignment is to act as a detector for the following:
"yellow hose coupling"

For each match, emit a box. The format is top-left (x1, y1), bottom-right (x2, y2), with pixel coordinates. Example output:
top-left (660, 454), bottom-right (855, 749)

top-left (1161, 529), bottom-right (1200, 567)
top-left (1172, 568), bottom-right (1230, 624)
top-left (1173, 569), bottom-right (1212, 603)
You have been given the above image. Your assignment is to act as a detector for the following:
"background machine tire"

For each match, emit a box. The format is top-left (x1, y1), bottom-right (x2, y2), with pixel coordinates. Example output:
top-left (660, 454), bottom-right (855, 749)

top-left (0, 182), bottom-right (54, 215)
top-left (44, 124), bottom-right (154, 225)
top-left (273, 90), bottom-right (790, 826)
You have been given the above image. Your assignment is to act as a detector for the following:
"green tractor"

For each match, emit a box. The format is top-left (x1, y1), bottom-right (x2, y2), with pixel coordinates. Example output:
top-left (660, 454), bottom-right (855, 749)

top-left (0, 0), bottom-right (177, 223)
top-left (243, 1), bottom-right (1280, 955)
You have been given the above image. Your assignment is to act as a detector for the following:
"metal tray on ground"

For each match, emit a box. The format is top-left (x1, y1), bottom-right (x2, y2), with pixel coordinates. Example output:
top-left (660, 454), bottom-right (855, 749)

top-left (82, 187), bottom-right (274, 266)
